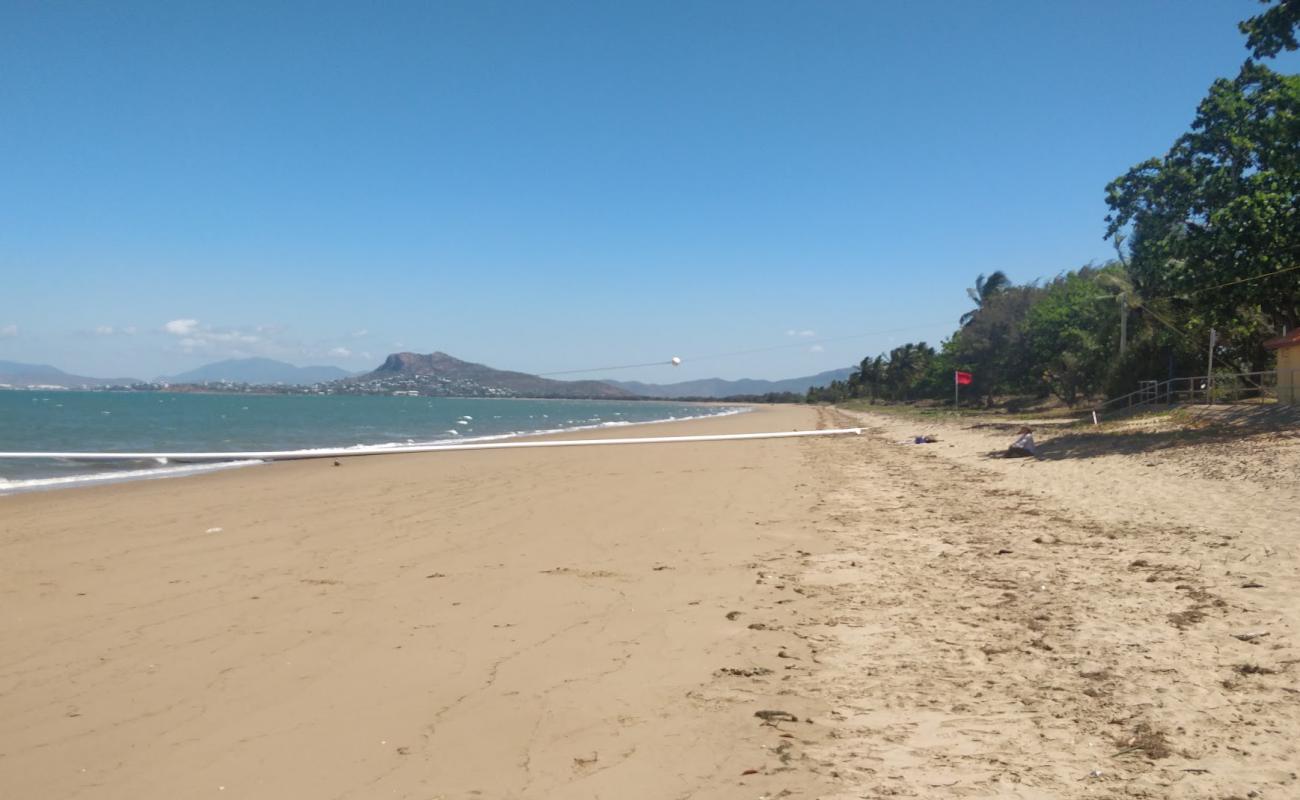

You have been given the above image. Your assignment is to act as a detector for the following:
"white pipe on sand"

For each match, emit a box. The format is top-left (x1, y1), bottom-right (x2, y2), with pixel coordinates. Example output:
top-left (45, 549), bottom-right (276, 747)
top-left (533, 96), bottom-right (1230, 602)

top-left (0, 428), bottom-right (864, 462)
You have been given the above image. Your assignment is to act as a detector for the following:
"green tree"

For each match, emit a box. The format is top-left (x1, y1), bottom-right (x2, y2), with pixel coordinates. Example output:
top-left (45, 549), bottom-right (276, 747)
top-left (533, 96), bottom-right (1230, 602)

top-left (1241, 0), bottom-right (1299, 59)
top-left (848, 354), bottom-right (887, 403)
top-left (960, 271), bottom-right (1012, 326)
top-left (883, 342), bottom-right (937, 400)
top-left (1024, 266), bottom-right (1122, 405)
top-left (1105, 60), bottom-right (1299, 332)
top-left (950, 285), bottom-right (1043, 406)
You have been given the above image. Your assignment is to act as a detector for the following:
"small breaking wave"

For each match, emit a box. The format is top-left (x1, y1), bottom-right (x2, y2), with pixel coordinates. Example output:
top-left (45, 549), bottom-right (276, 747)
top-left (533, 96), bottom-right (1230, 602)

top-left (0, 460), bottom-right (263, 496)
top-left (0, 405), bottom-right (751, 494)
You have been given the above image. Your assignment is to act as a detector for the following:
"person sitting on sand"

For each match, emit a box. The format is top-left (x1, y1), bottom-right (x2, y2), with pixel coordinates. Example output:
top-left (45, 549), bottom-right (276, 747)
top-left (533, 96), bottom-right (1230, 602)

top-left (1006, 426), bottom-right (1038, 458)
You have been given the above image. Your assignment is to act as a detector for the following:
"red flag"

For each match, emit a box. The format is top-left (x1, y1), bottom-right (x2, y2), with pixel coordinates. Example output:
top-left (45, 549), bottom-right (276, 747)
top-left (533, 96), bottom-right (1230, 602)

top-left (955, 371), bottom-right (973, 385)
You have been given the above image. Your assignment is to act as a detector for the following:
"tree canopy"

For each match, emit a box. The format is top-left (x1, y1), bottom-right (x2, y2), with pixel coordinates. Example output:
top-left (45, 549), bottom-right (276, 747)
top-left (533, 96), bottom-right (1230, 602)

top-left (1105, 62), bottom-right (1299, 330)
top-left (1241, 0), bottom-right (1300, 59)
top-left (960, 271), bottom-right (1012, 327)
top-left (808, 2), bottom-right (1295, 410)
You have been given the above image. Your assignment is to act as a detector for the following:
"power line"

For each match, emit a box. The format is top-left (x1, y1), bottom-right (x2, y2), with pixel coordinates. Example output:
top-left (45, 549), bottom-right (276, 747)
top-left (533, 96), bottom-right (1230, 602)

top-left (539, 264), bottom-right (1298, 378)
top-left (1181, 263), bottom-right (1300, 296)
top-left (535, 320), bottom-right (955, 377)
top-left (1126, 263), bottom-right (1300, 342)
top-left (681, 321), bottom-right (955, 363)
top-left (539, 360), bottom-right (679, 377)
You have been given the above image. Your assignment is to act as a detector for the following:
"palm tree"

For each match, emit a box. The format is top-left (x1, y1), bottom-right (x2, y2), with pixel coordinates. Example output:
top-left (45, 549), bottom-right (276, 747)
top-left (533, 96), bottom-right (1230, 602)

top-left (851, 355), bottom-right (887, 403)
top-left (1094, 268), bottom-right (1141, 354)
top-left (960, 271), bottom-right (1012, 326)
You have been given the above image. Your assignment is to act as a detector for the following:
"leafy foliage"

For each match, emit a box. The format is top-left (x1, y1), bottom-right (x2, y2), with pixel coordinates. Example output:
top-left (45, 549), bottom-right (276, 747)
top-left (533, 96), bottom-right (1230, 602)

top-left (948, 285), bottom-right (1043, 405)
top-left (1241, 0), bottom-right (1300, 59)
top-left (1022, 267), bottom-right (1123, 405)
top-left (960, 271), bottom-right (1012, 326)
top-left (806, 4), bottom-right (1293, 409)
top-left (1105, 62), bottom-right (1300, 331)
top-left (810, 343), bottom-right (939, 404)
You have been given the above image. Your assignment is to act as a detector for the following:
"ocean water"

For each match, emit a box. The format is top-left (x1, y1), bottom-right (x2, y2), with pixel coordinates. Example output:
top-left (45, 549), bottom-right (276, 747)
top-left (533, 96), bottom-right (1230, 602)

top-left (0, 391), bottom-right (745, 493)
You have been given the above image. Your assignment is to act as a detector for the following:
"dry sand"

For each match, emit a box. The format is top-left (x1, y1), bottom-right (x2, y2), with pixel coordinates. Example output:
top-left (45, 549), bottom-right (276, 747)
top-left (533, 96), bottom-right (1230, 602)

top-left (2, 403), bottom-right (1297, 799)
top-left (1, 406), bottom-right (844, 799)
top-left (802, 406), bottom-right (1299, 798)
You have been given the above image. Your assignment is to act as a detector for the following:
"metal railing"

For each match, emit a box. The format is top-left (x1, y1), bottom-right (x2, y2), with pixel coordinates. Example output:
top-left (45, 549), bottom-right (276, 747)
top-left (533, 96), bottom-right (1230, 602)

top-left (1095, 369), bottom-right (1295, 416)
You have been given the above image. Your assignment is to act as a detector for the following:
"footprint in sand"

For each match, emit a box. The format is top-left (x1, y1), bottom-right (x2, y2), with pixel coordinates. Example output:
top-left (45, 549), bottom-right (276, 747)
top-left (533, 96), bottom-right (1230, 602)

top-left (541, 567), bottom-right (619, 579)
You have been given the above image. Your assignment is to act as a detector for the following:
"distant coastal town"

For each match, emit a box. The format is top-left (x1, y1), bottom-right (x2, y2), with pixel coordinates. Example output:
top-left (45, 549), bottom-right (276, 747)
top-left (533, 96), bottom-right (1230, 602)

top-left (0, 351), bottom-right (820, 402)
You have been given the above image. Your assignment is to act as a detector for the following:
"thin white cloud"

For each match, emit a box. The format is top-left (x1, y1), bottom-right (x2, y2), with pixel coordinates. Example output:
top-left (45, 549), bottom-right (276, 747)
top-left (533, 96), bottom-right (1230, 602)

top-left (204, 331), bottom-right (260, 345)
top-left (162, 318), bottom-right (263, 353)
top-left (785, 329), bottom-right (816, 338)
top-left (809, 344), bottom-right (825, 353)
top-left (156, 319), bottom-right (368, 363)
top-left (164, 318), bottom-right (200, 336)
top-left (0, 323), bottom-right (17, 338)
top-left (351, 329), bottom-right (368, 338)
top-left (90, 325), bottom-right (137, 337)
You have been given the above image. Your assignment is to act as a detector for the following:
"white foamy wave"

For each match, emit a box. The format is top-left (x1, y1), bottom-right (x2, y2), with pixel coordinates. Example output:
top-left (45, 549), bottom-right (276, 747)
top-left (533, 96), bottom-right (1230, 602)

top-left (0, 460), bottom-right (263, 496)
top-left (0, 405), bottom-right (752, 494)
top-left (318, 407), bottom-right (751, 453)
top-left (406, 406), bottom-right (753, 444)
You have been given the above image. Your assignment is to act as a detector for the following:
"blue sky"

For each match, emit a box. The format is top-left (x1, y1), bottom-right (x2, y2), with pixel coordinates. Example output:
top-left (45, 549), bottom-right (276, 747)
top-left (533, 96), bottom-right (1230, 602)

top-left (2, 1), bottom-right (1296, 381)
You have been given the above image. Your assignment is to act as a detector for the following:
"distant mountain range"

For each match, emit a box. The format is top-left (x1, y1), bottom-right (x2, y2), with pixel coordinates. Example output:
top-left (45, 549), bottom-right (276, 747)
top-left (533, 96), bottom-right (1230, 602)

top-left (162, 358), bottom-right (353, 385)
top-left (0, 360), bottom-right (139, 388)
top-left (610, 367), bottom-right (854, 398)
top-left (343, 352), bottom-right (634, 399)
top-left (0, 352), bottom-right (848, 400)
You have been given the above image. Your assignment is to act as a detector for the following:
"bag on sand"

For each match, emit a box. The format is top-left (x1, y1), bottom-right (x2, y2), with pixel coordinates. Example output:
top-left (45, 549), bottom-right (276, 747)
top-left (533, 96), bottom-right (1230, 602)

top-left (1006, 428), bottom-right (1037, 458)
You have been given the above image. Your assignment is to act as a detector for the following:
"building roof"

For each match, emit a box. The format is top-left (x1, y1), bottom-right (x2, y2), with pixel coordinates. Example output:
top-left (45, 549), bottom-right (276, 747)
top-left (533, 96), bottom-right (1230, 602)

top-left (1263, 329), bottom-right (1300, 350)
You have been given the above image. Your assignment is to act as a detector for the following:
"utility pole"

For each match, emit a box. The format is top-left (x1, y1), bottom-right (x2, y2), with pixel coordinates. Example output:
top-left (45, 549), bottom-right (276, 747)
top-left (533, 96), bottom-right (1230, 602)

top-left (1206, 328), bottom-right (1217, 405)
top-left (1119, 293), bottom-right (1127, 356)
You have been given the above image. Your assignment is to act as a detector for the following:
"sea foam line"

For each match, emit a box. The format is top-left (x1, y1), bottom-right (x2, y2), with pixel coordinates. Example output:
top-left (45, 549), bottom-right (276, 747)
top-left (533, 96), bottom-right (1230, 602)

top-left (364, 405), bottom-right (752, 450)
top-left (0, 426), bottom-right (861, 464)
top-left (0, 406), bottom-right (753, 494)
top-left (0, 460), bottom-right (263, 495)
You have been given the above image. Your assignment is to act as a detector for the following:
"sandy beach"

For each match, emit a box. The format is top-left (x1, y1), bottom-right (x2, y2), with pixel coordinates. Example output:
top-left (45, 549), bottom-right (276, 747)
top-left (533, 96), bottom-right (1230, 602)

top-left (3, 403), bottom-right (1297, 799)
top-left (1, 406), bottom-right (846, 799)
top-left (806, 406), bottom-right (1299, 798)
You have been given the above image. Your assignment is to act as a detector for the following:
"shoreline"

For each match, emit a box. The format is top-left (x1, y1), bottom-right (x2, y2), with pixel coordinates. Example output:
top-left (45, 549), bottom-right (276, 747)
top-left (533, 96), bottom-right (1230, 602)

top-left (0, 401), bottom-right (754, 496)
top-left (2, 403), bottom-right (1295, 797)
top-left (0, 404), bottom-right (843, 799)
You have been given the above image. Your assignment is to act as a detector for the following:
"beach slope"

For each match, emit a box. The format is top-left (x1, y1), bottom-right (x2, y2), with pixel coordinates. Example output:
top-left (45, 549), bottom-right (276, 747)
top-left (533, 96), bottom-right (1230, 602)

top-left (0, 405), bottom-right (840, 799)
